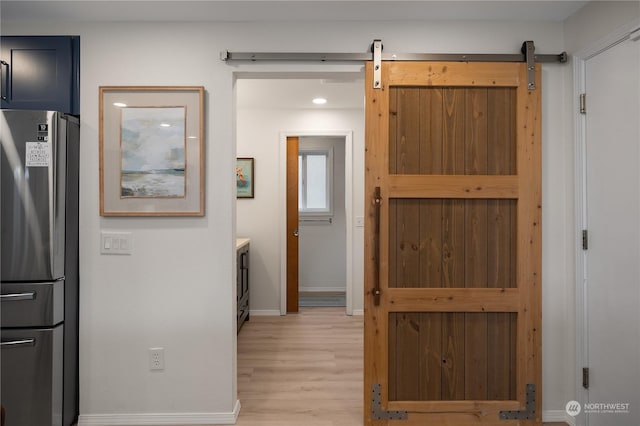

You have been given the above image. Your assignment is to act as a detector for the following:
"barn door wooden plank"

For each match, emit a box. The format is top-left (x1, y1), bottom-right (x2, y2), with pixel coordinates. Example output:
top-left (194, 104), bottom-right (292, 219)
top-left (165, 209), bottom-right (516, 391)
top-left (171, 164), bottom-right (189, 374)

top-left (487, 199), bottom-right (516, 400)
top-left (389, 88), bottom-right (425, 401)
top-left (442, 88), bottom-right (465, 176)
top-left (441, 87), bottom-right (467, 401)
top-left (419, 312), bottom-right (443, 400)
top-left (487, 88), bottom-right (517, 400)
top-left (442, 311), bottom-right (465, 401)
top-left (420, 88), bottom-right (444, 174)
top-left (515, 63), bottom-right (542, 416)
top-left (462, 88), bottom-right (490, 401)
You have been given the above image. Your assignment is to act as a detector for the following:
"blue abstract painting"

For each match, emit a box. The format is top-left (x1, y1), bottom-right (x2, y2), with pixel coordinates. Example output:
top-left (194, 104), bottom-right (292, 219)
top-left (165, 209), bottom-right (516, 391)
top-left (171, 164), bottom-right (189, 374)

top-left (120, 107), bottom-right (186, 198)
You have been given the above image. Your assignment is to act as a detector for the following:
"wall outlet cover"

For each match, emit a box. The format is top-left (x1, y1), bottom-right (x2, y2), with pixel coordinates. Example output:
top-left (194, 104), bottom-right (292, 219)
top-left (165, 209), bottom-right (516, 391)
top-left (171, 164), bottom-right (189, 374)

top-left (148, 347), bottom-right (165, 371)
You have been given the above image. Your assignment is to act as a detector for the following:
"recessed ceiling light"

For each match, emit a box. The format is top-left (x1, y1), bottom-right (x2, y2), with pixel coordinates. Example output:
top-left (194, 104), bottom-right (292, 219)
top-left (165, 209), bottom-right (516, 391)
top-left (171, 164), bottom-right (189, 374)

top-left (160, 123), bottom-right (171, 127)
top-left (312, 98), bottom-right (327, 105)
top-left (113, 102), bottom-right (127, 107)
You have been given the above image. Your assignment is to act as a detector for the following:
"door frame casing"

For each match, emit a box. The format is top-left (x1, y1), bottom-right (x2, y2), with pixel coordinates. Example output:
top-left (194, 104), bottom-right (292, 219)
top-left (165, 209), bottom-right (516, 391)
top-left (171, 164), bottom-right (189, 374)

top-left (279, 130), bottom-right (355, 315)
top-left (573, 18), bottom-right (640, 426)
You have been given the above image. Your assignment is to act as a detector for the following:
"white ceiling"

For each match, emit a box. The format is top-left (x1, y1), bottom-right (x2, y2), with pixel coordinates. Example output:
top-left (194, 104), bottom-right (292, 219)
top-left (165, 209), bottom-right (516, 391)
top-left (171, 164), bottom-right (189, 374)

top-left (2, 1), bottom-right (589, 23)
top-left (237, 76), bottom-right (365, 110)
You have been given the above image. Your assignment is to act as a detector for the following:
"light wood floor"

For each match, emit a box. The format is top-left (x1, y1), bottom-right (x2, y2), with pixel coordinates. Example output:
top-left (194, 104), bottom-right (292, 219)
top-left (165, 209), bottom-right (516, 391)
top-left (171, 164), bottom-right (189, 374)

top-left (236, 307), bottom-right (566, 426)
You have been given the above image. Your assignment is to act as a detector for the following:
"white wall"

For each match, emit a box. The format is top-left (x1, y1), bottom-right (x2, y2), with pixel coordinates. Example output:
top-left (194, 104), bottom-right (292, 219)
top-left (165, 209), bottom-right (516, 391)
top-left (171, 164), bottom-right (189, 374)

top-left (562, 0), bottom-right (640, 413)
top-left (2, 17), bottom-right (577, 422)
top-left (564, 1), bottom-right (640, 54)
top-left (298, 136), bottom-right (347, 293)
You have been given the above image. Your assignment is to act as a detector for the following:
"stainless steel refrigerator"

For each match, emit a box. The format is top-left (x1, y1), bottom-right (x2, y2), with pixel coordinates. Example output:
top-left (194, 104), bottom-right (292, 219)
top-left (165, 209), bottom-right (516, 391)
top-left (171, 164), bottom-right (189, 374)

top-left (1, 110), bottom-right (79, 426)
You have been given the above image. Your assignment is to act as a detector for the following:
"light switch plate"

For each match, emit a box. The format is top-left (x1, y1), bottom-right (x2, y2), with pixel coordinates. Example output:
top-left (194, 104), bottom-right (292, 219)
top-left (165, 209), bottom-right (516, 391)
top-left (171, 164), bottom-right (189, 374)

top-left (101, 231), bottom-right (133, 255)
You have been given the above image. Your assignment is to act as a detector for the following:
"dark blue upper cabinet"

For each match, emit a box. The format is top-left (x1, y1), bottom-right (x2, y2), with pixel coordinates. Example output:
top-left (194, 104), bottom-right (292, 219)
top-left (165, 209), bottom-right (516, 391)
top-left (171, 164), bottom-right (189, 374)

top-left (1, 36), bottom-right (80, 115)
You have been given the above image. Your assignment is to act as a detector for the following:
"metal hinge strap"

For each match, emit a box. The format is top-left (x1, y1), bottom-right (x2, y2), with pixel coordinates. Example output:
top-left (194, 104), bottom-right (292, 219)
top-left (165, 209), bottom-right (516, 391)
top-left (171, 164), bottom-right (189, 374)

top-left (499, 384), bottom-right (536, 420)
top-left (523, 41), bottom-right (536, 90)
top-left (580, 93), bottom-right (587, 114)
top-left (371, 384), bottom-right (408, 420)
top-left (583, 367), bottom-right (590, 389)
top-left (372, 39), bottom-right (382, 90)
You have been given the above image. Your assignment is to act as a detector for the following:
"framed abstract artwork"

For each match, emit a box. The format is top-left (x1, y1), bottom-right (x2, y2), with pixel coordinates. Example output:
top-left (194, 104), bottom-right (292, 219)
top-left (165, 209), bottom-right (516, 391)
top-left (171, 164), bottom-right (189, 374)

top-left (236, 158), bottom-right (254, 198)
top-left (99, 86), bottom-right (204, 216)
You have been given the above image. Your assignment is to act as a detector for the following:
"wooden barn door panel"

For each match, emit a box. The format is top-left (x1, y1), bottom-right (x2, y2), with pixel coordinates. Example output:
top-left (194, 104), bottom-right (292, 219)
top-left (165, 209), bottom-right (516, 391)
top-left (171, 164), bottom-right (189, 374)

top-left (364, 62), bottom-right (541, 425)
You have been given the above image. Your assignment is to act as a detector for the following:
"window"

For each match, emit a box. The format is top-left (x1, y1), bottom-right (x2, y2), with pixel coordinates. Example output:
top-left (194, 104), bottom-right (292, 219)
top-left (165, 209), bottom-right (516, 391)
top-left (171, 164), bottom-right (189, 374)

top-left (298, 148), bottom-right (333, 215)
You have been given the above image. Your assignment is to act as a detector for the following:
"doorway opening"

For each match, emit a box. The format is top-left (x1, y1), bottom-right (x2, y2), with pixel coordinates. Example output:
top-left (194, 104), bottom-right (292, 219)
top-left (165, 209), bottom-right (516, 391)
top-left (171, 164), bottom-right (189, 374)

top-left (284, 132), bottom-right (353, 314)
top-left (297, 138), bottom-right (344, 306)
top-left (235, 74), bottom-right (364, 317)
top-left (234, 71), bottom-right (365, 424)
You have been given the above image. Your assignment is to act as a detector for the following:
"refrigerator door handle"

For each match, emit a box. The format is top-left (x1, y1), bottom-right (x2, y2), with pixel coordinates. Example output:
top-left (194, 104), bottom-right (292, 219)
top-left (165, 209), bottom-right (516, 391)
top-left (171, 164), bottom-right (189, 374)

top-left (0, 338), bottom-right (36, 348)
top-left (0, 292), bottom-right (36, 302)
top-left (0, 60), bottom-right (8, 100)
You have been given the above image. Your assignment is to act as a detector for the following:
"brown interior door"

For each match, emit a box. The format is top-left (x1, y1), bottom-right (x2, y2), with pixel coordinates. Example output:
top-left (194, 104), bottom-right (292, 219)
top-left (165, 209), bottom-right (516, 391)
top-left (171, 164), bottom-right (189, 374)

top-left (364, 62), bottom-right (542, 425)
top-left (286, 136), bottom-right (299, 313)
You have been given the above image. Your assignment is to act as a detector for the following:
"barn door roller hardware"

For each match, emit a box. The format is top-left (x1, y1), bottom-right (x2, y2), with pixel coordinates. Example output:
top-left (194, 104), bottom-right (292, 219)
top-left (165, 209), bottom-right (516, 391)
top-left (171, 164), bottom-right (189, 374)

top-left (220, 39), bottom-right (567, 90)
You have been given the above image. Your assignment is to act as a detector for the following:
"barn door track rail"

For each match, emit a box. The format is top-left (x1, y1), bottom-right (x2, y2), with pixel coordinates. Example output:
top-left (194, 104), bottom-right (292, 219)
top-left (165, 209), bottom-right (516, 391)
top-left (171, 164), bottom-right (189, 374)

top-left (220, 39), bottom-right (567, 90)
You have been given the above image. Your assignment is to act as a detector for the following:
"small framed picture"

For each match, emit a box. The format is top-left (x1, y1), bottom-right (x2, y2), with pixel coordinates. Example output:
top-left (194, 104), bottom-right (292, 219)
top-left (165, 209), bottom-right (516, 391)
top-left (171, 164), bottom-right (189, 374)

top-left (236, 158), bottom-right (254, 199)
top-left (99, 86), bottom-right (205, 216)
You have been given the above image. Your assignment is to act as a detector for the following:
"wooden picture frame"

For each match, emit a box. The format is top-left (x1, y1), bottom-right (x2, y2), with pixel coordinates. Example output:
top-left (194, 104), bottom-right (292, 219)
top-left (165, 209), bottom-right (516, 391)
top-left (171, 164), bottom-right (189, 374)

top-left (236, 158), bottom-right (255, 198)
top-left (99, 86), bottom-right (205, 216)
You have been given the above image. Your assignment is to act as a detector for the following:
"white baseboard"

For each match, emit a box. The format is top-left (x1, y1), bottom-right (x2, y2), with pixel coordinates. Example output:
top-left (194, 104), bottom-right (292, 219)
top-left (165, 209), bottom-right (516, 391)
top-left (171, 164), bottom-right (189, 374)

top-left (250, 309), bottom-right (281, 316)
top-left (79, 404), bottom-right (570, 425)
top-left (352, 309), bottom-right (364, 316)
top-left (233, 399), bottom-right (241, 423)
top-left (543, 409), bottom-right (576, 426)
top-left (78, 400), bottom-right (240, 425)
top-left (299, 286), bottom-right (346, 292)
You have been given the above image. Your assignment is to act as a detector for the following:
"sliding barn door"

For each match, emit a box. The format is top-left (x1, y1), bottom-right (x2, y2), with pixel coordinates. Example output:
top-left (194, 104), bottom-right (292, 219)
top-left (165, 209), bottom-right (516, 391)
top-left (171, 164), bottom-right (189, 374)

top-left (364, 61), bottom-right (541, 425)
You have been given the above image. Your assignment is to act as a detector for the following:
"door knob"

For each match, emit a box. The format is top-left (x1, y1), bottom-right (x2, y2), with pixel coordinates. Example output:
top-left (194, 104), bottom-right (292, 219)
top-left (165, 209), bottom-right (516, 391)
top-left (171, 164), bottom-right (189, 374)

top-left (293, 229), bottom-right (299, 237)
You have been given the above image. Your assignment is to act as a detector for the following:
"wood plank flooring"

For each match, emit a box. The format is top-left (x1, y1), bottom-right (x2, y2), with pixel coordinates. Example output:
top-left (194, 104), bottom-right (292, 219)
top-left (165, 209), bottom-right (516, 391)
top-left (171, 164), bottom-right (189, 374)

top-left (236, 307), bottom-right (566, 426)
top-left (237, 307), bottom-right (362, 426)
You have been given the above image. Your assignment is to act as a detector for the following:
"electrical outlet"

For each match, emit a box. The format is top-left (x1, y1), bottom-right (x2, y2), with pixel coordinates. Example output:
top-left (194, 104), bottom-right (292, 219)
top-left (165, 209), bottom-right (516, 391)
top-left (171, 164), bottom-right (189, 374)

top-left (148, 347), bottom-right (165, 371)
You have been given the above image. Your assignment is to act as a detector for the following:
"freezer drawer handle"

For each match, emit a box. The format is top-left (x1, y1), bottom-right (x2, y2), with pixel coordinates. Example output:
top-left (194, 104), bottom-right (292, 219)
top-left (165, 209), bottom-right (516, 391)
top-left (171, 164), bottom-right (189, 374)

top-left (0, 292), bottom-right (36, 302)
top-left (0, 339), bottom-right (36, 348)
